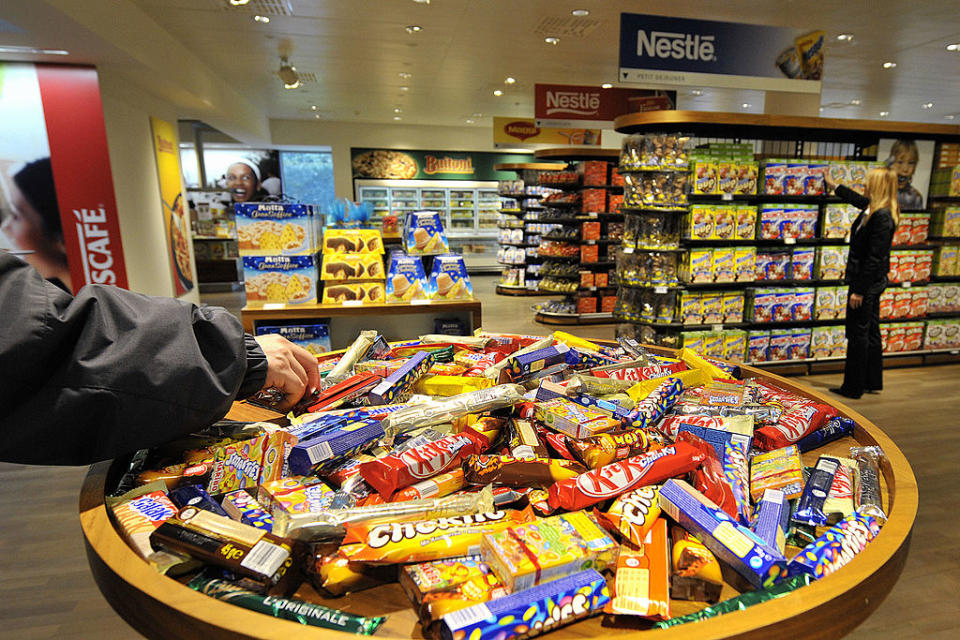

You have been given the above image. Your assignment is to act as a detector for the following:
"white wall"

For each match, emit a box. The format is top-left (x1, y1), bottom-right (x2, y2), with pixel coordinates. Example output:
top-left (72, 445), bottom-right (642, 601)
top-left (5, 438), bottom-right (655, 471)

top-left (269, 119), bottom-right (625, 199)
top-left (98, 68), bottom-right (200, 303)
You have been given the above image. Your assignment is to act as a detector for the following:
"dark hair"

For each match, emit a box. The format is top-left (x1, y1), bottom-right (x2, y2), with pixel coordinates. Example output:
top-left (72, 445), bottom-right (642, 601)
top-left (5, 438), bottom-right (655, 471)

top-left (13, 158), bottom-right (62, 241)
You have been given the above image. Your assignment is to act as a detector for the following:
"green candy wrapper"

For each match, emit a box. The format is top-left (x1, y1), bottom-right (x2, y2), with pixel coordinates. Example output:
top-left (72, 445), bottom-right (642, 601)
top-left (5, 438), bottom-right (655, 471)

top-left (651, 574), bottom-right (812, 629)
top-left (188, 575), bottom-right (386, 635)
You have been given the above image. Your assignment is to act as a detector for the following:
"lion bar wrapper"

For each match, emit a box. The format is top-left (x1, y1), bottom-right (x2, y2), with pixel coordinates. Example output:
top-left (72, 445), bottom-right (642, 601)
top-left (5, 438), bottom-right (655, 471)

top-left (658, 479), bottom-right (786, 588)
top-left (438, 568), bottom-right (610, 640)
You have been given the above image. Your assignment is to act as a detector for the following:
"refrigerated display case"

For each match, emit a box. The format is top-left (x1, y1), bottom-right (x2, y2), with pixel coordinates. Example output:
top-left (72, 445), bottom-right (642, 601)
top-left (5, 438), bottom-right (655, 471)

top-left (355, 179), bottom-right (500, 272)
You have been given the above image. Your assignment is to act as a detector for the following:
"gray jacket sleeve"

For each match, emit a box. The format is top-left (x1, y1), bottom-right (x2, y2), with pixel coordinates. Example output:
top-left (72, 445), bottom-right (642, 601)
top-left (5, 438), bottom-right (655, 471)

top-left (0, 254), bottom-right (267, 465)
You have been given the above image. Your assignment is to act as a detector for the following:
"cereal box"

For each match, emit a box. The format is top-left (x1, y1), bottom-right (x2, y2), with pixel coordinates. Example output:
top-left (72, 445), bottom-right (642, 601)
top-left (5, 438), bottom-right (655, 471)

top-left (320, 253), bottom-right (385, 281)
top-left (736, 162), bottom-right (759, 195)
top-left (810, 327), bottom-right (832, 359)
top-left (689, 205), bottom-right (714, 239)
top-left (680, 292), bottom-right (702, 325)
top-left (723, 292), bottom-right (744, 323)
top-left (748, 331), bottom-right (770, 362)
top-left (694, 158), bottom-right (718, 194)
top-left (735, 206), bottom-right (757, 240)
top-left (805, 162), bottom-right (827, 195)
top-left (763, 160), bottom-right (786, 195)
top-left (404, 211), bottom-right (449, 255)
top-left (903, 322), bottom-right (924, 351)
top-left (724, 330), bottom-right (748, 363)
top-left (701, 292), bottom-right (723, 324)
top-left (789, 328), bottom-right (811, 360)
top-left (385, 252), bottom-right (429, 303)
top-left (750, 290), bottom-right (777, 323)
top-left (783, 162), bottom-right (806, 196)
top-left (735, 246), bottom-right (756, 282)
top-left (712, 206), bottom-right (736, 240)
top-left (793, 288), bottom-right (815, 321)
top-left (759, 205), bottom-right (783, 240)
top-left (768, 329), bottom-right (793, 361)
top-left (817, 246), bottom-right (848, 281)
top-left (773, 290), bottom-right (795, 323)
top-left (816, 287), bottom-right (839, 320)
top-left (717, 160), bottom-right (738, 194)
top-left (791, 248), bottom-right (815, 281)
top-left (683, 331), bottom-right (706, 352)
top-left (427, 254), bottom-right (474, 300)
top-left (255, 324), bottom-right (331, 354)
top-left (703, 331), bottom-right (725, 358)
top-left (243, 254), bottom-right (318, 306)
top-left (713, 247), bottom-right (736, 282)
top-left (236, 203), bottom-right (313, 256)
top-left (688, 249), bottom-right (713, 283)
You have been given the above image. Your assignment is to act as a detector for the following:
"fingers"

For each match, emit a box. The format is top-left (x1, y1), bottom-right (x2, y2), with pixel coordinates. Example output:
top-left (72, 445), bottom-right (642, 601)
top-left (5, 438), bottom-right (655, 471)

top-left (289, 343), bottom-right (321, 394)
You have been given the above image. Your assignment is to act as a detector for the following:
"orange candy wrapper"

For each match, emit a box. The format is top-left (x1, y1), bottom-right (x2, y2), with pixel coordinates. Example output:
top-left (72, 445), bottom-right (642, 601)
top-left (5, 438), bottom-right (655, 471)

top-left (605, 518), bottom-right (670, 620)
top-left (670, 524), bottom-right (723, 602)
top-left (337, 507), bottom-right (535, 564)
top-left (594, 485), bottom-right (661, 547)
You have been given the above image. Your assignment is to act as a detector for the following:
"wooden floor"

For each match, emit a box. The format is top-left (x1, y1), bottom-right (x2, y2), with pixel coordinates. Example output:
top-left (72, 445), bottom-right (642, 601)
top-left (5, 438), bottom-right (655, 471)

top-left (3, 275), bottom-right (958, 639)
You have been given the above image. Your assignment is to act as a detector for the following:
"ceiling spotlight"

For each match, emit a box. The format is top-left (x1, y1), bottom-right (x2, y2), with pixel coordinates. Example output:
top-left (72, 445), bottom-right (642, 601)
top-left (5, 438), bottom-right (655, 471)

top-left (253, 15), bottom-right (270, 23)
top-left (405, 25), bottom-right (423, 34)
top-left (572, 9), bottom-right (590, 16)
top-left (466, 119), bottom-right (475, 124)
top-left (882, 61), bottom-right (897, 69)
top-left (315, 114), bottom-right (321, 119)
top-left (880, 111), bottom-right (889, 117)
top-left (311, 105), bottom-right (317, 110)
top-left (836, 33), bottom-right (854, 41)
top-left (922, 102), bottom-right (934, 109)
top-left (278, 57), bottom-right (300, 89)
top-left (946, 115), bottom-right (956, 120)
top-left (741, 103), bottom-right (752, 109)
top-left (0, 46), bottom-right (69, 55)
top-left (394, 108), bottom-right (403, 114)
top-left (850, 98), bottom-right (862, 105)
top-left (399, 86), bottom-right (410, 91)
top-left (493, 89), bottom-right (503, 96)
top-left (601, 83), bottom-right (613, 89)
top-left (229, 0), bottom-right (250, 5)
top-left (544, 37), bottom-right (560, 45)
top-left (946, 43), bottom-right (960, 51)
top-left (690, 89), bottom-right (703, 96)
top-left (819, 107), bottom-right (824, 112)
top-left (393, 116), bottom-right (402, 121)
top-left (399, 72), bottom-right (412, 79)
top-left (504, 77), bottom-right (516, 85)
top-left (413, 0), bottom-right (431, 4)
top-left (471, 112), bottom-right (482, 117)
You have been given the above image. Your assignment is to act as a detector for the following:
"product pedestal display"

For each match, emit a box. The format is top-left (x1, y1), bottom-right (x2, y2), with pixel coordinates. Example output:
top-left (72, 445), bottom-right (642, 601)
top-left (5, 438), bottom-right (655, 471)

top-left (494, 162), bottom-right (567, 296)
top-left (531, 148), bottom-right (624, 326)
top-left (612, 111), bottom-right (960, 373)
top-left (80, 331), bottom-right (915, 640)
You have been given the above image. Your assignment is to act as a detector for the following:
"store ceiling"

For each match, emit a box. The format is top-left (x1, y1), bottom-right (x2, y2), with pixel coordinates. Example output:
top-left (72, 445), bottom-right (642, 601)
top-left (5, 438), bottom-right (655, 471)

top-left (2, 0), bottom-right (960, 140)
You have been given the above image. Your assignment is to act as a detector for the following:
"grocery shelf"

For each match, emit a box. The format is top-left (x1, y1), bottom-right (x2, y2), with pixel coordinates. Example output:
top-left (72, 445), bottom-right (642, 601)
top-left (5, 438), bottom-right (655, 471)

top-left (534, 148), bottom-right (621, 161)
top-left (930, 275), bottom-right (960, 283)
top-left (680, 238), bottom-right (849, 247)
top-left (535, 310), bottom-right (618, 326)
top-left (688, 194), bottom-right (842, 205)
top-left (621, 246), bottom-right (686, 253)
top-left (192, 234), bottom-right (237, 241)
top-left (927, 235), bottom-right (960, 241)
top-left (495, 284), bottom-right (549, 296)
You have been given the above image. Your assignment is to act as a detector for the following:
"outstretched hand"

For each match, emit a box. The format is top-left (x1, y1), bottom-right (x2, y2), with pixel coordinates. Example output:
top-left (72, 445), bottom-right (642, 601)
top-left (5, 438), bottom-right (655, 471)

top-left (253, 334), bottom-right (320, 410)
top-left (823, 173), bottom-right (837, 193)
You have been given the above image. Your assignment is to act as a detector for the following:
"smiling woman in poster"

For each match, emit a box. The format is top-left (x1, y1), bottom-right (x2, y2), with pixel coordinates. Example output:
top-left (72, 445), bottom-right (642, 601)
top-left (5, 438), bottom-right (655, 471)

top-left (224, 159), bottom-right (266, 204)
top-left (0, 158), bottom-right (72, 292)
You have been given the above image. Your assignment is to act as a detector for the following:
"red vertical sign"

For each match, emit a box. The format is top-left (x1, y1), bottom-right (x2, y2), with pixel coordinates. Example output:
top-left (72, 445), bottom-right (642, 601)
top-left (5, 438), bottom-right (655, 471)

top-left (36, 65), bottom-right (128, 289)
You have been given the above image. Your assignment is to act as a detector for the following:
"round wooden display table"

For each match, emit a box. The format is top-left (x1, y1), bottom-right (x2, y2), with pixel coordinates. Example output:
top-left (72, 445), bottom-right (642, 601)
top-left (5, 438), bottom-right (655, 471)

top-left (80, 358), bottom-right (917, 640)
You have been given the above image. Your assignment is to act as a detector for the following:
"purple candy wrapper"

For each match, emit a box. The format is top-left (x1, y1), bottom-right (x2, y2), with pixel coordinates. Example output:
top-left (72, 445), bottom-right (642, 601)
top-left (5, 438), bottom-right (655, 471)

top-left (368, 351), bottom-right (432, 405)
top-left (786, 510), bottom-right (881, 579)
top-left (751, 488), bottom-right (789, 556)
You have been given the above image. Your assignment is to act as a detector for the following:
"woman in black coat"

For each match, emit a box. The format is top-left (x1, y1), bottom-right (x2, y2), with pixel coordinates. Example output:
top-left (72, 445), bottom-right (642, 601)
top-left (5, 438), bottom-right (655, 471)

top-left (823, 167), bottom-right (900, 399)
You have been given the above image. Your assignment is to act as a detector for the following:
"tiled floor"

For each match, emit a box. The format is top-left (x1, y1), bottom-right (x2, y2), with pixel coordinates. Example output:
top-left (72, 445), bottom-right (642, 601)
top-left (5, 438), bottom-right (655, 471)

top-left (1, 276), bottom-right (958, 638)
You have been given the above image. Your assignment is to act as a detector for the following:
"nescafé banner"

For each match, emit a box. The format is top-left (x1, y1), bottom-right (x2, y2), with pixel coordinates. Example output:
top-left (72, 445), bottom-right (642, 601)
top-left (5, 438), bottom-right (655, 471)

top-left (351, 148), bottom-right (539, 181)
top-left (0, 63), bottom-right (127, 292)
top-left (150, 116), bottom-right (193, 295)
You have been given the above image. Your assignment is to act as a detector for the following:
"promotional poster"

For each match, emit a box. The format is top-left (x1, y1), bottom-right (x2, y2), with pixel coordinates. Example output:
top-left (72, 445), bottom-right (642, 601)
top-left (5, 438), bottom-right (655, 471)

top-left (877, 138), bottom-right (935, 211)
top-left (151, 116), bottom-right (193, 295)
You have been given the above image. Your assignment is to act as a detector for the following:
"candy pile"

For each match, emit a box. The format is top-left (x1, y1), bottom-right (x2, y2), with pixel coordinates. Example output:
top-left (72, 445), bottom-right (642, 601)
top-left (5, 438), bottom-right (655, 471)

top-left (108, 329), bottom-right (889, 637)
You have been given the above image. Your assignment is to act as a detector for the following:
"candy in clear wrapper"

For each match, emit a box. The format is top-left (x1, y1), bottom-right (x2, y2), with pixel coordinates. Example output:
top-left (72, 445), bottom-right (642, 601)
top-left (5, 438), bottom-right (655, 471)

top-left (627, 377), bottom-right (684, 428)
top-left (437, 569), bottom-right (610, 640)
top-left (310, 553), bottom-right (397, 596)
top-left (670, 524), bottom-right (723, 602)
top-left (325, 330), bottom-right (378, 385)
top-left (380, 384), bottom-right (525, 436)
top-left (188, 573), bottom-right (385, 634)
top-left (750, 445), bottom-right (804, 501)
top-left (566, 429), bottom-right (658, 469)
top-left (823, 457), bottom-right (858, 522)
top-left (851, 445), bottom-right (887, 523)
top-left (786, 510), bottom-right (882, 579)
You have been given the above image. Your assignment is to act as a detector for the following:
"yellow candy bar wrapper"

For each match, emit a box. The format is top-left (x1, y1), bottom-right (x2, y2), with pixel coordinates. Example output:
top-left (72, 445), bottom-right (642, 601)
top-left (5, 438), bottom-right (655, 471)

top-left (679, 347), bottom-right (734, 381)
top-left (594, 486), bottom-right (661, 547)
top-left (552, 331), bottom-right (600, 353)
top-left (627, 369), bottom-right (710, 403)
top-left (311, 553), bottom-right (397, 596)
top-left (414, 375), bottom-right (496, 396)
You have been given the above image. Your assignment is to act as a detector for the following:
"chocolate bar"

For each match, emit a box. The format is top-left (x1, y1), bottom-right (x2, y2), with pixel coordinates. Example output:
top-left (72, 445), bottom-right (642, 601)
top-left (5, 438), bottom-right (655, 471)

top-left (658, 479), bottom-right (786, 588)
top-left (303, 372), bottom-right (382, 413)
top-left (535, 397), bottom-right (619, 439)
top-left (503, 344), bottom-right (569, 381)
top-left (462, 455), bottom-right (586, 488)
top-left (795, 416), bottom-right (855, 452)
top-left (786, 511), bottom-right (881, 580)
top-left (437, 569), bottom-right (609, 640)
top-left (368, 351), bottom-right (432, 405)
top-left (288, 419), bottom-right (385, 476)
top-left (168, 485), bottom-right (230, 518)
top-left (792, 456), bottom-right (840, 527)
top-left (535, 379), bottom-right (636, 424)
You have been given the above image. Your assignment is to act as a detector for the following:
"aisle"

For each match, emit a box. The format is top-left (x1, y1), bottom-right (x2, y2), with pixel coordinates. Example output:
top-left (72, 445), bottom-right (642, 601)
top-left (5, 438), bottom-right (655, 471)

top-left (0, 282), bottom-right (956, 638)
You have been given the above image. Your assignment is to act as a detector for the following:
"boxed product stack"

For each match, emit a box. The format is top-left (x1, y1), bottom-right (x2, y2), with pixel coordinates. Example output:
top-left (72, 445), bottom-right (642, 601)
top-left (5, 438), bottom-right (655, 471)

top-left (933, 245), bottom-right (960, 276)
top-left (689, 144), bottom-right (757, 195)
top-left (254, 324), bottom-right (331, 354)
top-left (678, 291), bottom-right (745, 325)
top-left (758, 204), bottom-right (818, 239)
top-left (880, 322), bottom-right (925, 353)
top-left (746, 328), bottom-right (813, 362)
top-left (929, 163), bottom-right (960, 197)
top-left (879, 287), bottom-right (928, 319)
top-left (747, 288), bottom-right (815, 323)
top-left (930, 207), bottom-right (960, 238)
top-left (888, 249), bottom-right (934, 283)
top-left (684, 204), bottom-right (757, 241)
top-left (892, 213), bottom-right (930, 246)
top-left (814, 286), bottom-right (849, 320)
top-left (822, 204), bottom-right (860, 238)
top-left (809, 325), bottom-right (847, 359)
top-left (924, 319), bottom-right (960, 349)
top-left (320, 228), bottom-right (385, 304)
top-left (682, 247), bottom-right (756, 283)
top-left (927, 283), bottom-right (960, 312)
top-left (814, 246), bottom-right (849, 281)
top-left (681, 329), bottom-right (748, 362)
top-left (762, 158), bottom-right (827, 196)
top-left (238, 203), bottom-right (321, 307)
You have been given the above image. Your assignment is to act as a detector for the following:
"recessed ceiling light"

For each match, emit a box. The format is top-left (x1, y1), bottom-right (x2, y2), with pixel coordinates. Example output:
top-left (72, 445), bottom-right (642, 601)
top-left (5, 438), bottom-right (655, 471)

top-left (850, 99), bottom-right (862, 105)
top-left (945, 115), bottom-right (955, 120)
top-left (946, 43), bottom-right (960, 51)
top-left (880, 111), bottom-right (889, 117)
top-left (0, 46), bottom-right (69, 55)
top-left (315, 114), bottom-right (321, 119)
top-left (836, 33), bottom-right (854, 41)
top-left (253, 15), bottom-right (270, 23)
top-left (399, 72), bottom-right (412, 79)
top-left (819, 107), bottom-right (824, 112)
top-left (311, 105), bottom-right (317, 110)
top-left (572, 9), bottom-right (590, 16)
top-left (229, 0), bottom-right (250, 5)
top-left (922, 102), bottom-right (934, 109)
top-left (690, 89), bottom-right (703, 96)
top-left (882, 61), bottom-right (897, 69)
top-left (741, 103), bottom-right (752, 109)
top-left (544, 37), bottom-right (560, 45)
top-left (400, 86), bottom-right (410, 91)
top-left (405, 25), bottom-right (423, 34)
top-left (601, 83), bottom-right (613, 89)
top-left (413, 0), bottom-right (431, 4)
top-left (504, 77), bottom-right (516, 85)
top-left (466, 119), bottom-right (475, 124)
top-left (393, 116), bottom-right (402, 121)
top-left (394, 108), bottom-right (402, 113)
top-left (471, 112), bottom-right (482, 117)
top-left (493, 89), bottom-right (503, 96)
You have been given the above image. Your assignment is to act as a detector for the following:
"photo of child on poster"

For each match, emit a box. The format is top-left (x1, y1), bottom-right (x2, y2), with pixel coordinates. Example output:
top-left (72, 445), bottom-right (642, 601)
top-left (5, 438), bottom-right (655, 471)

top-left (878, 138), bottom-right (934, 211)
top-left (201, 149), bottom-right (282, 208)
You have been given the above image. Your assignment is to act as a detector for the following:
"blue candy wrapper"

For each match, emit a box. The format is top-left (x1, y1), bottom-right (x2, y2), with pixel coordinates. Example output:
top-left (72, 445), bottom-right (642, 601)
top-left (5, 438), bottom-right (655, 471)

top-left (504, 345), bottom-right (570, 380)
top-left (221, 490), bottom-right (273, 531)
top-left (786, 510), bottom-right (881, 579)
top-left (368, 351), bottom-right (432, 405)
top-left (534, 380), bottom-right (635, 424)
top-left (795, 416), bottom-right (855, 452)
top-left (792, 456), bottom-right (840, 527)
top-left (168, 485), bottom-right (230, 518)
top-left (439, 569), bottom-right (610, 640)
top-left (288, 419), bottom-right (385, 475)
top-left (751, 488), bottom-right (789, 556)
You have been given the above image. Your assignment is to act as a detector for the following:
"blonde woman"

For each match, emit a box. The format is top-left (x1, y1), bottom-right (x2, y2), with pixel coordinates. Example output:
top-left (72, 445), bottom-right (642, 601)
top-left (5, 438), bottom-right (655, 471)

top-left (824, 167), bottom-right (899, 399)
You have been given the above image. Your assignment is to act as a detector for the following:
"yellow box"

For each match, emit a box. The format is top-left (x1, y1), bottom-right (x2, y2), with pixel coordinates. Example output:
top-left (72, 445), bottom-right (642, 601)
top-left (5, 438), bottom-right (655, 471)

top-left (321, 281), bottom-right (386, 304)
top-left (320, 254), bottom-right (385, 281)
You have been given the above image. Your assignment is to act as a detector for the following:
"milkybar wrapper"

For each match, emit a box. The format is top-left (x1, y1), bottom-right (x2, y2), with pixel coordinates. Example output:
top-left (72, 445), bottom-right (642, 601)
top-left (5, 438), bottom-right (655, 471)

top-left (338, 508), bottom-right (535, 564)
top-left (111, 490), bottom-right (178, 559)
top-left (604, 519), bottom-right (670, 621)
top-left (462, 454), bottom-right (586, 488)
top-left (367, 350), bottom-right (432, 405)
top-left (567, 429), bottom-right (657, 470)
top-left (594, 485), bottom-right (660, 547)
